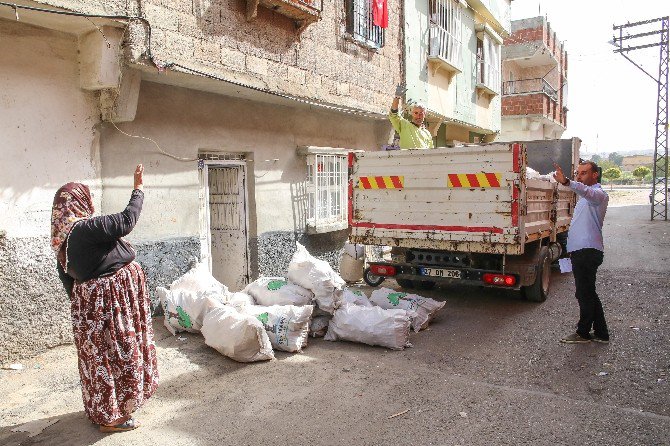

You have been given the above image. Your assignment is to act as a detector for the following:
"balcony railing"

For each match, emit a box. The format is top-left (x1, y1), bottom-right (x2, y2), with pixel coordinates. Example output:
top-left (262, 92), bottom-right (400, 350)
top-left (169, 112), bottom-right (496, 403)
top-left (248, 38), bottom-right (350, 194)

top-left (502, 78), bottom-right (558, 102)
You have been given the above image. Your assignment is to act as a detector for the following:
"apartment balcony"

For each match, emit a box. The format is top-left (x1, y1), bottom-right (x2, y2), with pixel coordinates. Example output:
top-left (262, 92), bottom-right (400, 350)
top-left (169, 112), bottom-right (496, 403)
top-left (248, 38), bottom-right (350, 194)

top-left (502, 78), bottom-right (566, 128)
top-left (428, 25), bottom-right (463, 73)
top-left (246, 0), bottom-right (322, 29)
top-left (502, 16), bottom-right (567, 71)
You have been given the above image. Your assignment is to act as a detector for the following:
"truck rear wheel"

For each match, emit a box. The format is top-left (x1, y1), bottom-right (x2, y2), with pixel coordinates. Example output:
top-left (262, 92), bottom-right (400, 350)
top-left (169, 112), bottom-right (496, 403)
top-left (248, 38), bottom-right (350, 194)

top-left (363, 267), bottom-right (385, 287)
top-left (523, 246), bottom-right (551, 302)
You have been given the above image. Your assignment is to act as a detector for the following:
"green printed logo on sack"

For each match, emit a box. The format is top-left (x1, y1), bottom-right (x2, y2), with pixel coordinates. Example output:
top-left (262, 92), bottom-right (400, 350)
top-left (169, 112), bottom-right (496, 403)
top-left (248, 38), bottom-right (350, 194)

top-left (256, 312), bottom-right (269, 325)
top-left (387, 292), bottom-right (407, 306)
top-left (351, 290), bottom-right (364, 296)
top-left (267, 280), bottom-right (287, 291)
top-left (176, 306), bottom-right (192, 328)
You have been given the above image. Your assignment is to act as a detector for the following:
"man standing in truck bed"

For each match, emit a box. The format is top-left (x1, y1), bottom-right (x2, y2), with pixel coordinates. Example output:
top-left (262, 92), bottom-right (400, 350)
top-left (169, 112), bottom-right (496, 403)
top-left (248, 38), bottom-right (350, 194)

top-left (554, 160), bottom-right (610, 344)
top-left (389, 85), bottom-right (434, 150)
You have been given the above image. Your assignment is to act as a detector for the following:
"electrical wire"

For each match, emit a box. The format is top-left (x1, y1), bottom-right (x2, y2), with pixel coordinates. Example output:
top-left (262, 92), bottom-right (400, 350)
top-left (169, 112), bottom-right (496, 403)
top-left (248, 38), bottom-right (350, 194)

top-left (109, 119), bottom-right (198, 162)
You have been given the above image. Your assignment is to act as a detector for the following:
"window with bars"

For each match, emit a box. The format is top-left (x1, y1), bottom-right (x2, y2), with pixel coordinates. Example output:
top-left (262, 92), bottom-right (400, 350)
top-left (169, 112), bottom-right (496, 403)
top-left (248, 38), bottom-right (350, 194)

top-left (428, 0), bottom-right (463, 72)
top-left (476, 33), bottom-right (501, 95)
top-left (306, 154), bottom-right (348, 233)
top-left (345, 0), bottom-right (385, 49)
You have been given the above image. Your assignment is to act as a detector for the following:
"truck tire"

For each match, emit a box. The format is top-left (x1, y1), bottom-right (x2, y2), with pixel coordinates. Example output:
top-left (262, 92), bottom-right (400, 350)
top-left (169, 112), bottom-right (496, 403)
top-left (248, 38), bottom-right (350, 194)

top-left (363, 267), bottom-right (385, 287)
top-left (396, 279), bottom-right (415, 289)
top-left (523, 246), bottom-right (551, 302)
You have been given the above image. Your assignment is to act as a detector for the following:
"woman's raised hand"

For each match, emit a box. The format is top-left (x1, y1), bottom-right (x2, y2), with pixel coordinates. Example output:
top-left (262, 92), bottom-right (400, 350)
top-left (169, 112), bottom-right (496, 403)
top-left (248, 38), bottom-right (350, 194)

top-left (134, 164), bottom-right (144, 190)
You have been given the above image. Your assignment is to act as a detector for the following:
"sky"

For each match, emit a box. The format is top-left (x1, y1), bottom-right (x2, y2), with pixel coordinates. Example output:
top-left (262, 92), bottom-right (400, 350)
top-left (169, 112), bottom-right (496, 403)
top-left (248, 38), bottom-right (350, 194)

top-left (510, 0), bottom-right (669, 155)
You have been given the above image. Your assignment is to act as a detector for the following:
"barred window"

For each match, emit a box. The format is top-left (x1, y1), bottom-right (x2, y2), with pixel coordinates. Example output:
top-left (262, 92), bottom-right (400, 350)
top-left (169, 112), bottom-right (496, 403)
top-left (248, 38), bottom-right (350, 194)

top-left (306, 154), bottom-right (348, 233)
top-left (345, 0), bottom-right (385, 49)
top-left (428, 0), bottom-right (463, 72)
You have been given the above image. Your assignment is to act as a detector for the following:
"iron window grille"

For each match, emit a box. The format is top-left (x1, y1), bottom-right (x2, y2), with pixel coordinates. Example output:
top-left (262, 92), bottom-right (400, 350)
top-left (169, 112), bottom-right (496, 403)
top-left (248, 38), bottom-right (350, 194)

top-left (306, 154), bottom-right (348, 232)
top-left (345, 0), bottom-right (385, 49)
top-left (429, 0), bottom-right (463, 71)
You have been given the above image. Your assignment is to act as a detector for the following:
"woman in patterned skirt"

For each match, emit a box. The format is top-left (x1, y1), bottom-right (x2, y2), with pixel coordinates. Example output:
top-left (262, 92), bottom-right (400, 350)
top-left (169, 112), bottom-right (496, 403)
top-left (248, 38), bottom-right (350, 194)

top-left (51, 164), bottom-right (159, 433)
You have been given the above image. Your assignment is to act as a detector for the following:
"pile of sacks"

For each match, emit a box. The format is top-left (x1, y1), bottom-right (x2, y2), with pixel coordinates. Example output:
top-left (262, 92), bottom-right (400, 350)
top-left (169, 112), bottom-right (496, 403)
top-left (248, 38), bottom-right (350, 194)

top-left (158, 242), bottom-right (446, 362)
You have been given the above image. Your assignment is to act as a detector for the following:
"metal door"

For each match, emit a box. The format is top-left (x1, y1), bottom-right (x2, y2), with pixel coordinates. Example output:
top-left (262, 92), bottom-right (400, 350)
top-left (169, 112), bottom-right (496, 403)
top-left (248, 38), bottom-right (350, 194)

top-left (207, 164), bottom-right (249, 290)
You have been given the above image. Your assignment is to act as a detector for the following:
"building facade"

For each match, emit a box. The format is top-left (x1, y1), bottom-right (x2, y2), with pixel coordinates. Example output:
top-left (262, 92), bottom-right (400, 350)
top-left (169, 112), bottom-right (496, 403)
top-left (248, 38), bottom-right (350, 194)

top-left (0, 0), bottom-right (402, 362)
top-left (402, 0), bottom-right (511, 145)
top-left (499, 16), bottom-right (568, 141)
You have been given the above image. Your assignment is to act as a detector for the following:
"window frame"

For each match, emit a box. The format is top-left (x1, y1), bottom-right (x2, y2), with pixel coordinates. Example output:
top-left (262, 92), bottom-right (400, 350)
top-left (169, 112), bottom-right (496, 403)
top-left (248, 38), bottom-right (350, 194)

top-left (300, 148), bottom-right (351, 234)
top-left (345, 0), bottom-right (385, 49)
top-left (475, 24), bottom-right (503, 96)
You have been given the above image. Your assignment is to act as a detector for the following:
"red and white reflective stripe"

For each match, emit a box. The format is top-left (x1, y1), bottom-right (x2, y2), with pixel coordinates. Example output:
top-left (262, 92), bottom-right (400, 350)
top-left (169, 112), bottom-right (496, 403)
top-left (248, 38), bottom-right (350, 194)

top-left (351, 221), bottom-right (504, 234)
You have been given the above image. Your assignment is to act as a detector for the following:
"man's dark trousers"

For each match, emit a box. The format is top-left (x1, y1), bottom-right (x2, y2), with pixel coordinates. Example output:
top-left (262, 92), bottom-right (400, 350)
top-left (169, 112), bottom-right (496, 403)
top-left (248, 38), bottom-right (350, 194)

top-left (571, 248), bottom-right (608, 340)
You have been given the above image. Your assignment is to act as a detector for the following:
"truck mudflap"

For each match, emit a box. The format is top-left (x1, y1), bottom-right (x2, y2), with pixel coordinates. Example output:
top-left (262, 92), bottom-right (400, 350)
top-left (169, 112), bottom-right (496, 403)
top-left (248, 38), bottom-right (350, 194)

top-left (367, 262), bottom-right (520, 290)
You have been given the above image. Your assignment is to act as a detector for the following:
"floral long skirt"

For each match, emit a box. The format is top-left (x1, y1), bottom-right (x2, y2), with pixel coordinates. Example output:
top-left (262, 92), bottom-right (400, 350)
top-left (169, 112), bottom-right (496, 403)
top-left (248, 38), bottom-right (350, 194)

top-left (70, 261), bottom-right (159, 425)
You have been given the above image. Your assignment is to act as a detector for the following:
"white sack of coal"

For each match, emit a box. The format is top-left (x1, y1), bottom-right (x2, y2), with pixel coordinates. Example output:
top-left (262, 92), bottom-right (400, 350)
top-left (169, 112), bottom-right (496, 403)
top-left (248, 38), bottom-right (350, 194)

top-left (342, 288), bottom-right (373, 307)
top-left (241, 304), bottom-right (313, 352)
top-left (309, 315), bottom-right (332, 338)
top-left (287, 242), bottom-right (345, 314)
top-left (343, 242), bottom-right (365, 260)
top-left (170, 262), bottom-right (230, 298)
top-left (228, 291), bottom-right (256, 311)
top-left (324, 304), bottom-right (412, 350)
top-left (201, 306), bottom-right (275, 363)
top-left (370, 287), bottom-right (445, 332)
top-left (244, 277), bottom-right (313, 307)
top-left (157, 286), bottom-right (225, 336)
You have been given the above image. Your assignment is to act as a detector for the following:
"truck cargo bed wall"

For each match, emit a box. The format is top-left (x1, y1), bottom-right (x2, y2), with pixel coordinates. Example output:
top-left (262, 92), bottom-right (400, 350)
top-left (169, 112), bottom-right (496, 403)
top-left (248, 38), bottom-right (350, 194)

top-left (350, 144), bottom-right (524, 254)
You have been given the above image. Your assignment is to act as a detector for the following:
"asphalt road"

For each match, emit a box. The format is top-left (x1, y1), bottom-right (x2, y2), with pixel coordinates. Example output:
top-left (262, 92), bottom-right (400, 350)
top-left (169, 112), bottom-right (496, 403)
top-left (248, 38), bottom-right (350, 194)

top-left (1, 203), bottom-right (669, 446)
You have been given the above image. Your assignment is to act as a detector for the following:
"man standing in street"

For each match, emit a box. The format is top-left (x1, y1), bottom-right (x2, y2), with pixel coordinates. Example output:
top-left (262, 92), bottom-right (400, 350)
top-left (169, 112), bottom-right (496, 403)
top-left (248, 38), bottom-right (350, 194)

top-left (554, 161), bottom-right (610, 344)
top-left (389, 85), bottom-right (434, 150)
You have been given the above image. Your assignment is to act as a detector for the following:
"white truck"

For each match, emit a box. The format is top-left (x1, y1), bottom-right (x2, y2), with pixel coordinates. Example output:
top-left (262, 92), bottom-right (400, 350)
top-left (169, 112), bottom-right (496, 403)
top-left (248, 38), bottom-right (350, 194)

top-left (348, 138), bottom-right (580, 302)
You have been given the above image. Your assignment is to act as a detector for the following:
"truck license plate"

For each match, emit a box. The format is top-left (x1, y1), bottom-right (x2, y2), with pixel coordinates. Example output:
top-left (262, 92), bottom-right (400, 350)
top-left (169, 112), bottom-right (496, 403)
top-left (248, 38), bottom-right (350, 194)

top-left (420, 268), bottom-right (461, 279)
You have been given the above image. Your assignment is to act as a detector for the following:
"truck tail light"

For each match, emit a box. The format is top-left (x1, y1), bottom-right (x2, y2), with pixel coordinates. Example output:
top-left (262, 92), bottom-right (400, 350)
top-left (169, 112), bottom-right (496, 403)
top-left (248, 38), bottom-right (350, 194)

top-left (482, 273), bottom-right (517, 287)
top-left (370, 264), bottom-right (397, 276)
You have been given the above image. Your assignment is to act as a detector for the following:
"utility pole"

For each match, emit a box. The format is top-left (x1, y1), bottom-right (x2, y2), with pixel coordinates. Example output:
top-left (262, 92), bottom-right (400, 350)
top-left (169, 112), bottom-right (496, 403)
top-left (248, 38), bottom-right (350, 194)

top-left (613, 17), bottom-right (669, 221)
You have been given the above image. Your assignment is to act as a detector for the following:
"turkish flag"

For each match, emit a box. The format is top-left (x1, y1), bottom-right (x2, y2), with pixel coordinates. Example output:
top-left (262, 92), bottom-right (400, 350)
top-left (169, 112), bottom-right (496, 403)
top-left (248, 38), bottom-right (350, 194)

top-left (372, 0), bottom-right (388, 29)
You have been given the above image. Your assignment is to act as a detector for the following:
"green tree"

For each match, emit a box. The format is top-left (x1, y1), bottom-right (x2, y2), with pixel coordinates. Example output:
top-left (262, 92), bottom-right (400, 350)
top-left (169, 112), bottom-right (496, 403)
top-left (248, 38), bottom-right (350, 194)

top-left (591, 154), bottom-right (602, 164)
top-left (602, 167), bottom-right (621, 190)
top-left (632, 166), bottom-right (651, 182)
top-left (608, 152), bottom-right (624, 167)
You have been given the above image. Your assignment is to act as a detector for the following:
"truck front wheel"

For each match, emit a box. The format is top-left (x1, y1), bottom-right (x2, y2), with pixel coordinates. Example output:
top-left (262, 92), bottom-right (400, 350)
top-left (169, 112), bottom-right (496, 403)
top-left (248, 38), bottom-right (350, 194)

top-left (363, 267), bottom-right (385, 287)
top-left (522, 246), bottom-right (551, 302)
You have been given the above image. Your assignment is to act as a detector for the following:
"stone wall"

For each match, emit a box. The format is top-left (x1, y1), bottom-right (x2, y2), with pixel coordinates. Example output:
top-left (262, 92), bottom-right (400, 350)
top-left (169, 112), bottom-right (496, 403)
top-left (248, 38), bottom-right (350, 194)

top-left (31, 0), bottom-right (403, 115)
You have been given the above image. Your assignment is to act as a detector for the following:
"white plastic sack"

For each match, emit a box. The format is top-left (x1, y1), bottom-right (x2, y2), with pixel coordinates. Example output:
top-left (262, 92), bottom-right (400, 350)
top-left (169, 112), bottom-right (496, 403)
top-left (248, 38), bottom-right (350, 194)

top-left (227, 292), bottom-right (256, 311)
top-left (242, 305), bottom-right (313, 352)
top-left (201, 306), bottom-right (275, 363)
top-left (309, 315), bottom-right (331, 338)
top-left (287, 242), bottom-right (345, 314)
top-left (370, 287), bottom-right (445, 332)
top-left (342, 288), bottom-right (373, 307)
top-left (170, 262), bottom-right (230, 297)
top-left (157, 286), bottom-right (225, 336)
top-left (324, 304), bottom-right (412, 350)
top-left (339, 252), bottom-right (365, 283)
top-left (244, 277), bottom-right (313, 307)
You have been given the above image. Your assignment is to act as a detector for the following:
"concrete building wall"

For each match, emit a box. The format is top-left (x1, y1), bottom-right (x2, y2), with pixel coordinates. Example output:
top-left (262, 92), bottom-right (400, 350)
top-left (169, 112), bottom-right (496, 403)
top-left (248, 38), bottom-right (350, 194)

top-left (0, 19), bottom-right (102, 363)
top-left (30, 0), bottom-right (402, 115)
top-left (404, 0), bottom-right (508, 143)
top-left (102, 80), bottom-right (388, 278)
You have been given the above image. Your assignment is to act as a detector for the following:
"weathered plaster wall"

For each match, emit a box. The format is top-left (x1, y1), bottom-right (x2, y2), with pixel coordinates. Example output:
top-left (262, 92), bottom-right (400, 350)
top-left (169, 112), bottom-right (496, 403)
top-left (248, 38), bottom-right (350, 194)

top-left (100, 81), bottom-right (387, 286)
top-left (0, 19), bottom-right (103, 363)
top-left (0, 19), bottom-right (101, 238)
